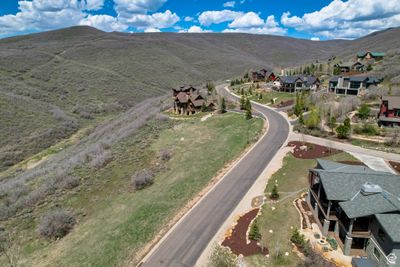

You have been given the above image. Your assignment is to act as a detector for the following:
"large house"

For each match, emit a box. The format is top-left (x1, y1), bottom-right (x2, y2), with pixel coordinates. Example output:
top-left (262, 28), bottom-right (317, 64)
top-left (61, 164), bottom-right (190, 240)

top-left (334, 62), bottom-right (366, 73)
top-left (274, 75), bottom-right (320, 93)
top-left (357, 51), bottom-right (385, 61)
top-left (251, 69), bottom-right (276, 82)
top-left (172, 85), bottom-right (214, 115)
top-left (378, 96), bottom-right (400, 127)
top-left (307, 160), bottom-right (400, 267)
top-left (329, 76), bottom-right (382, 96)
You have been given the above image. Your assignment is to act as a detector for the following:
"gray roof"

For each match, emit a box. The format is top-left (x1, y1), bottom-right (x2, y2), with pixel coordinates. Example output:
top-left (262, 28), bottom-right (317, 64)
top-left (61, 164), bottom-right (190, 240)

top-left (375, 214), bottom-right (400, 243)
top-left (330, 76), bottom-right (339, 83)
top-left (280, 75), bottom-right (302, 84)
top-left (312, 160), bottom-right (400, 218)
top-left (351, 257), bottom-right (378, 267)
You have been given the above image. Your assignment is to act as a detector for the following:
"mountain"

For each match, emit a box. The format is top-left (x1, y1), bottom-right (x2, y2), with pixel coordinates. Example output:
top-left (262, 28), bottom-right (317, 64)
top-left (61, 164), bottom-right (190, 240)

top-left (1, 26), bottom-right (399, 170)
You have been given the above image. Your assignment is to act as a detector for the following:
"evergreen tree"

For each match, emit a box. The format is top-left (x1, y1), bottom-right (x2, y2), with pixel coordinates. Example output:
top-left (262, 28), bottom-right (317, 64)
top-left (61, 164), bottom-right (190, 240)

top-left (220, 97), bottom-right (227, 114)
top-left (271, 184), bottom-right (279, 199)
top-left (240, 95), bottom-right (246, 110)
top-left (366, 64), bottom-right (373, 71)
top-left (328, 116), bottom-right (336, 133)
top-left (245, 99), bottom-right (252, 120)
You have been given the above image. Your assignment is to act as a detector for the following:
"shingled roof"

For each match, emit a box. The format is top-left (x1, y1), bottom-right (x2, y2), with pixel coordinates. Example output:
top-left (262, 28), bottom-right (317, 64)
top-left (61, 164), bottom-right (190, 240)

top-left (312, 160), bottom-right (400, 221)
top-left (375, 214), bottom-right (400, 243)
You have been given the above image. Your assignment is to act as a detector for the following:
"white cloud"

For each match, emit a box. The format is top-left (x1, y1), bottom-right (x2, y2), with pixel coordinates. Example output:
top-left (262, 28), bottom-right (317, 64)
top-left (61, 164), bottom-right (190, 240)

top-left (198, 10), bottom-right (243, 26)
top-left (224, 14), bottom-right (286, 35)
top-left (223, 1), bottom-right (236, 8)
top-left (310, 37), bottom-right (320, 41)
top-left (179, 25), bottom-right (212, 33)
top-left (144, 27), bottom-right (161, 32)
top-left (80, 14), bottom-right (127, 32)
top-left (114, 0), bottom-right (167, 15)
top-left (281, 0), bottom-right (400, 39)
top-left (121, 10), bottom-right (180, 29)
top-left (228, 12), bottom-right (264, 28)
top-left (184, 16), bottom-right (194, 22)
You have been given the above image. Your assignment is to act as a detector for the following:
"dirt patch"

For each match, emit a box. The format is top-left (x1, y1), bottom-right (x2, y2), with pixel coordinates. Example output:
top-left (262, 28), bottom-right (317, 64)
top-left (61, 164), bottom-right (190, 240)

top-left (222, 209), bottom-right (268, 256)
top-left (288, 141), bottom-right (341, 159)
top-left (389, 161), bottom-right (400, 174)
top-left (276, 99), bottom-right (294, 108)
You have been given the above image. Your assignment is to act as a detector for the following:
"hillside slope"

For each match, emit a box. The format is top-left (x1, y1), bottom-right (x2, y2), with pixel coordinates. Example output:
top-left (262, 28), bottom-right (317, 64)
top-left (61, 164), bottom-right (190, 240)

top-left (0, 26), bottom-right (399, 170)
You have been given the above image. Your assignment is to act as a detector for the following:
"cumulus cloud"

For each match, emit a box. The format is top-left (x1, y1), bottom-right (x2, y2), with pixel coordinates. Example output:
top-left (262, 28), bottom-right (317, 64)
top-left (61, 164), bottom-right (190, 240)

top-left (80, 14), bottom-right (127, 32)
top-left (121, 10), bottom-right (179, 29)
top-left (224, 14), bottom-right (286, 35)
top-left (310, 37), bottom-right (320, 41)
top-left (144, 27), bottom-right (161, 32)
top-left (114, 0), bottom-right (167, 15)
top-left (281, 0), bottom-right (400, 39)
top-left (228, 12), bottom-right (264, 28)
top-left (184, 16), bottom-right (194, 22)
top-left (179, 25), bottom-right (212, 33)
top-left (198, 10), bottom-right (243, 26)
top-left (223, 1), bottom-right (236, 8)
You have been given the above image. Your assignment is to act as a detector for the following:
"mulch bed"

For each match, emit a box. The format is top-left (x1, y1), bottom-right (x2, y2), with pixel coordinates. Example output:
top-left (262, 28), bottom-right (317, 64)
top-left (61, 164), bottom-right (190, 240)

top-left (222, 208), bottom-right (268, 256)
top-left (300, 199), bottom-right (317, 226)
top-left (389, 161), bottom-right (400, 174)
top-left (276, 99), bottom-right (294, 108)
top-left (288, 141), bottom-right (341, 159)
top-left (337, 161), bottom-right (364, 166)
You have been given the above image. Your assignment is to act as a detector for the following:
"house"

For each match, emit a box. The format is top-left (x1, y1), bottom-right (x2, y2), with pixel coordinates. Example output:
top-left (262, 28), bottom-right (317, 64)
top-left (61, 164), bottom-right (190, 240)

top-left (252, 69), bottom-right (276, 82)
top-left (334, 62), bottom-right (366, 73)
top-left (173, 85), bottom-right (214, 115)
top-left (357, 52), bottom-right (385, 61)
top-left (307, 160), bottom-right (400, 267)
top-left (274, 75), bottom-right (320, 93)
top-left (378, 96), bottom-right (400, 127)
top-left (328, 76), bottom-right (382, 96)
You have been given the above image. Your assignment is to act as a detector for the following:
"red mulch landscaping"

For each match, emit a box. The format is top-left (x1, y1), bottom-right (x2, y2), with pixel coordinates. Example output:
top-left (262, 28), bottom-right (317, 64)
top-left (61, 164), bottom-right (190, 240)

top-left (288, 141), bottom-right (341, 159)
top-left (222, 209), bottom-right (268, 256)
top-left (389, 161), bottom-right (400, 174)
top-left (276, 99), bottom-right (294, 108)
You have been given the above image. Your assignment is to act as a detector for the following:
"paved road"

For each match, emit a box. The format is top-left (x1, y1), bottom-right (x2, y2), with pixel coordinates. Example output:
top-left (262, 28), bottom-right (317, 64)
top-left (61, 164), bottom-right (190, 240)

top-left (140, 84), bottom-right (289, 267)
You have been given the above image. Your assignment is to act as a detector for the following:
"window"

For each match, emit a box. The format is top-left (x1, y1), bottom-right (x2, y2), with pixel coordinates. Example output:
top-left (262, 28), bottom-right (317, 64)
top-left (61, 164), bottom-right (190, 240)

top-left (378, 228), bottom-right (386, 241)
top-left (374, 247), bottom-right (381, 260)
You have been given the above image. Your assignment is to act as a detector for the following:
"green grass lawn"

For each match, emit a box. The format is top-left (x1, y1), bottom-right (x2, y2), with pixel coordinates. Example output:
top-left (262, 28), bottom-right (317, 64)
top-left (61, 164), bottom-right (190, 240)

top-left (245, 152), bottom-right (358, 266)
top-left (3, 112), bottom-right (263, 267)
top-left (230, 84), bottom-right (295, 107)
top-left (351, 139), bottom-right (400, 154)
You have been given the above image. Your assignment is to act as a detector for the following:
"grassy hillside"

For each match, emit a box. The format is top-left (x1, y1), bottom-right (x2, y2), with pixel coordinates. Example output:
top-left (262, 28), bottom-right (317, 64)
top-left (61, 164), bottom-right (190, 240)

top-left (0, 113), bottom-right (263, 267)
top-left (1, 26), bottom-right (400, 169)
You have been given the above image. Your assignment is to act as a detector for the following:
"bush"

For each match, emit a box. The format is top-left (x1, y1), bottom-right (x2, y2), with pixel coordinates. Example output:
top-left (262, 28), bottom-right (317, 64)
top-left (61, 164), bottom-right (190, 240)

top-left (327, 237), bottom-right (338, 250)
top-left (290, 228), bottom-right (306, 248)
top-left (158, 149), bottom-right (173, 162)
top-left (209, 245), bottom-right (237, 267)
top-left (249, 219), bottom-right (261, 241)
top-left (132, 170), bottom-right (155, 190)
top-left (38, 210), bottom-right (76, 239)
top-left (357, 103), bottom-right (371, 120)
top-left (271, 184), bottom-right (279, 199)
top-left (353, 124), bottom-right (380, 136)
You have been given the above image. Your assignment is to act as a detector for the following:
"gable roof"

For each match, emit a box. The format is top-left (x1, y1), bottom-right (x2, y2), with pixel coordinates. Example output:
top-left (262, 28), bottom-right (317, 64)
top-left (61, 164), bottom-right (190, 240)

top-left (312, 160), bottom-right (400, 219)
top-left (357, 51), bottom-right (386, 58)
top-left (176, 92), bottom-right (188, 103)
top-left (375, 214), bottom-right (400, 243)
top-left (280, 75), bottom-right (303, 84)
top-left (300, 75), bottom-right (320, 86)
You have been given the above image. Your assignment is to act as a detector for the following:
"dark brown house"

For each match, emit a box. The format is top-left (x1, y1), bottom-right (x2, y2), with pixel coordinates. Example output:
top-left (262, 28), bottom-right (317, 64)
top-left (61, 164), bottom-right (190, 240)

top-left (252, 69), bottom-right (276, 82)
top-left (173, 85), bottom-right (214, 115)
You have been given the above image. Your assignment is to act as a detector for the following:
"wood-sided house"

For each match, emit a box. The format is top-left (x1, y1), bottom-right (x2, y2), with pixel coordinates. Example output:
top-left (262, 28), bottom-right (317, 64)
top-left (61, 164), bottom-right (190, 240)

top-left (378, 96), bottom-right (400, 127)
top-left (308, 160), bottom-right (400, 267)
top-left (334, 62), bottom-right (366, 73)
top-left (173, 85), bottom-right (215, 115)
top-left (274, 75), bottom-right (320, 93)
top-left (357, 51), bottom-right (385, 61)
top-left (252, 69), bottom-right (276, 82)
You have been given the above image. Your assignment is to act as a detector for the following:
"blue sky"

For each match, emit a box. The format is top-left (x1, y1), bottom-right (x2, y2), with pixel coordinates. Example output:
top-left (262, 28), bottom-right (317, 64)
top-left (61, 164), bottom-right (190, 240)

top-left (0, 0), bottom-right (399, 39)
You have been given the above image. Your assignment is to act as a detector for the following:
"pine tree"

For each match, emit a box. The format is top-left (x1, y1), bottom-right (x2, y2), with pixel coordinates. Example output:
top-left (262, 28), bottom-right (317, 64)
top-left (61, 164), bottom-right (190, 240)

top-left (271, 184), bottom-right (279, 199)
top-left (220, 97), bottom-right (227, 114)
top-left (240, 95), bottom-right (246, 110)
top-left (245, 99), bottom-right (252, 120)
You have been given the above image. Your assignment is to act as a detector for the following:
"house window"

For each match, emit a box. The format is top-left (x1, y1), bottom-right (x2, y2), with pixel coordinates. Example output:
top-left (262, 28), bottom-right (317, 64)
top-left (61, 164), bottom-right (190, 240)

top-left (378, 228), bottom-right (386, 241)
top-left (374, 247), bottom-right (381, 260)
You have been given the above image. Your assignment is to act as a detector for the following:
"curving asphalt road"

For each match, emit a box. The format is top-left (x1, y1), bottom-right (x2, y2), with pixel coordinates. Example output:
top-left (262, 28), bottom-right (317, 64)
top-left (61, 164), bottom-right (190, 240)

top-left (140, 84), bottom-right (290, 267)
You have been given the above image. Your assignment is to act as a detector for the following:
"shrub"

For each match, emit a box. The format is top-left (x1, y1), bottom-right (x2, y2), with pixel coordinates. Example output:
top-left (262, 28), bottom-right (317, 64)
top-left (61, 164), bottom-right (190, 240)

top-left (327, 237), bottom-right (338, 250)
top-left (353, 124), bottom-right (380, 136)
top-left (158, 149), bottom-right (173, 162)
top-left (249, 219), bottom-right (261, 241)
top-left (271, 184), bottom-right (279, 199)
top-left (336, 117), bottom-right (351, 139)
top-left (132, 170), bottom-right (155, 190)
top-left (38, 210), bottom-right (76, 239)
top-left (209, 245), bottom-right (237, 267)
top-left (290, 228), bottom-right (306, 248)
top-left (357, 103), bottom-right (371, 120)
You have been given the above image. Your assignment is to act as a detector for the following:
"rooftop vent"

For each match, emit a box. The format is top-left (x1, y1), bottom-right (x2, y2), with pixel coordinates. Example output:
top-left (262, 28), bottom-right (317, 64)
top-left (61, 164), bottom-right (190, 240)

top-left (361, 182), bottom-right (382, 196)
